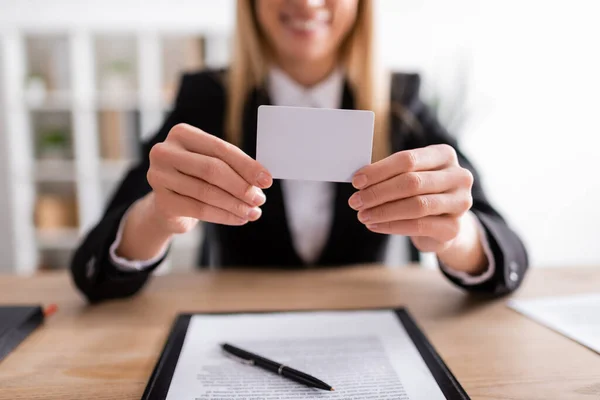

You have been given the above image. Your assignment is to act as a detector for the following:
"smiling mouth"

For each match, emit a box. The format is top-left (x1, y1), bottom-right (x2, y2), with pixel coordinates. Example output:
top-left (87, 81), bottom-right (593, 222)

top-left (280, 9), bottom-right (332, 33)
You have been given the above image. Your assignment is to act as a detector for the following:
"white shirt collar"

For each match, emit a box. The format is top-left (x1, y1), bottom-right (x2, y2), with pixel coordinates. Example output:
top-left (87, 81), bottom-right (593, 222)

top-left (267, 67), bottom-right (344, 109)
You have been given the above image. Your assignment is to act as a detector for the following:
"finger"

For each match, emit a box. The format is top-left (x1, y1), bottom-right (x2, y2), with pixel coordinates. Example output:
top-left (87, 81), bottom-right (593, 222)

top-left (167, 151), bottom-right (266, 207)
top-left (411, 236), bottom-right (451, 254)
top-left (365, 216), bottom-right (460, 243)
top-left (153, 169), bottom-right (262, 222)
top-left (357, 192), bottom-right (472, 224)
top-left (352, 144), bottom-right (458, 189)
top-left (158, 188), bottom-right (249, 226)
top-left (349, 168), bottom-right (472, 210)
top-left (171, 123), bottom-right (273, 188)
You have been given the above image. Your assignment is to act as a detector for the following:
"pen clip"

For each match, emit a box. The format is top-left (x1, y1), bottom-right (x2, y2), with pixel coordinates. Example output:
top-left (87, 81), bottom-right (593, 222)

top-left (222, 349), bottom-right (255, 366)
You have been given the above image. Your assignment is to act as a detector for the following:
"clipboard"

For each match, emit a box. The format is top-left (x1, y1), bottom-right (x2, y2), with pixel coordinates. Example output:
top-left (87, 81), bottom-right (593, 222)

top-left (142, 308), bottom-right (470, 400)
top-left (0, 305), bottom-right (44, 363)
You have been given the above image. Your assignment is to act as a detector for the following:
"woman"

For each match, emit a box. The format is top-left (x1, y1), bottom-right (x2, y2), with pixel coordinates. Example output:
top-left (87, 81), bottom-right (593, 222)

top-left (71, 0), bottom-right (528, 303)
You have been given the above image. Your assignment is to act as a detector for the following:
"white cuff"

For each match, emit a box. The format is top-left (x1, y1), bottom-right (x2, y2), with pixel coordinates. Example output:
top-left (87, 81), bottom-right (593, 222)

top-left (439, 212), bottom-right (496, 285)
top-left (109, 201), bottom-right (169, 272)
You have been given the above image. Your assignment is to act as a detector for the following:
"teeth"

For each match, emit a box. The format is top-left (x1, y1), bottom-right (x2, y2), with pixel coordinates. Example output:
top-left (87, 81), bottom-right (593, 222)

top-left (289, 19), bottom-right (322, 31)
top-left (314, 9), bottom-right (331, 22)
top-left (284, 9), bottom-right (331, 32)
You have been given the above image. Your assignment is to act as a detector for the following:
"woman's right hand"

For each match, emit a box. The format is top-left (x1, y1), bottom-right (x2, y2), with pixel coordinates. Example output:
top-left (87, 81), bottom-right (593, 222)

top-left (145, 123), bottom-right (273, 235)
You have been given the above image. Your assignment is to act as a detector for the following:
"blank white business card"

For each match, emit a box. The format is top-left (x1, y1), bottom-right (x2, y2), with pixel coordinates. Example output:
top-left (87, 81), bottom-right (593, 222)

top-left (256, 105), bottom-right (374, 182)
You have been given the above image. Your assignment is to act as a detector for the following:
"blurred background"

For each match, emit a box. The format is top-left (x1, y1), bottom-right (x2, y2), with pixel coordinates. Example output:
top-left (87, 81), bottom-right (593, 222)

top-left (0, 0), bottom-right (598, 274)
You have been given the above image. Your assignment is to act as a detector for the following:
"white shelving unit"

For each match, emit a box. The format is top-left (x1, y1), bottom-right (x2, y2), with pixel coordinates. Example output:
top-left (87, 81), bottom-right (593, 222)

top-left (1, 2), bottom-right (234, 273)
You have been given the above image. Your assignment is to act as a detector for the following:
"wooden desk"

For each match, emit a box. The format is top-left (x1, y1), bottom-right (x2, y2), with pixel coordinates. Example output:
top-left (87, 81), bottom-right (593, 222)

top-left (0, 266), bottom-right (599, 399)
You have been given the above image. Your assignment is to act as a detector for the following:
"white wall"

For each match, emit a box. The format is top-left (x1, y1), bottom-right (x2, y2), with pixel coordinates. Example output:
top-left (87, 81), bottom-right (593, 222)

top-left (377, 0), bottom-right (600, 267)
top-left (469, 1), bottom-right (600, 267)
top-left (1, 0), bottom-right (598, 268)
top-left (0, 0), bottom-right (235, 32)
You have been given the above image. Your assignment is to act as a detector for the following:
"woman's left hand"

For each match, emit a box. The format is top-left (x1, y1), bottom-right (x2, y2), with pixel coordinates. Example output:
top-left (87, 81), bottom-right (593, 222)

top-left (349, 144), bottom-right (487, 274)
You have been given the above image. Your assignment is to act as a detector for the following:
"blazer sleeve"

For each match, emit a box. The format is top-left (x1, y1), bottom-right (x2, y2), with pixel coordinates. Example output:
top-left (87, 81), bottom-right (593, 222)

top-left (70, 73), bottom-right (202, 303)
top-left (392, 73), bottom-right (529, 295)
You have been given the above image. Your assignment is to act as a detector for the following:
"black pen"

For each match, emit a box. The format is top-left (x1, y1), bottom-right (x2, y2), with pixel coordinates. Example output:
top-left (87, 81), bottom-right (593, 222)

top-left (221, 343), bottom-right (334, 391)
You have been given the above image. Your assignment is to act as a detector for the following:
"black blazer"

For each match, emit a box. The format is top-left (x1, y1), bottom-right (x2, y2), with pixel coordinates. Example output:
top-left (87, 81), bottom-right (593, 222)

top-left (71, 69), bottom-right (528, 303)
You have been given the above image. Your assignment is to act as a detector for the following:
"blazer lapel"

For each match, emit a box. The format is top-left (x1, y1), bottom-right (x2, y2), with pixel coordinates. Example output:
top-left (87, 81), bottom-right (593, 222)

top-left (241, 87), bottom-right (304, 266)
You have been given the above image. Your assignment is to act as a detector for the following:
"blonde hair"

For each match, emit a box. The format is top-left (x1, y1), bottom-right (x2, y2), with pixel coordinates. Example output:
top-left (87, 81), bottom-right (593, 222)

top-left (226, 0), bottom-right (390, 161)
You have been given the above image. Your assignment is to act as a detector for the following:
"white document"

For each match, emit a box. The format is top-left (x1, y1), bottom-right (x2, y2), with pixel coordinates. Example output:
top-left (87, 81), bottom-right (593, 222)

top-left (256, 105), bottom-right (374, 182)
top-left (508, 293), bottom-right (600, 354)
top-left (165, 310), bottom-right (446, 400)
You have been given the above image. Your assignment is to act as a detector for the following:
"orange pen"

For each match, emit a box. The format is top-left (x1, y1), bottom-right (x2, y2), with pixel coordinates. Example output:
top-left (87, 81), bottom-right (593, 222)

top-left (43, 303), bottom-right (58, 318)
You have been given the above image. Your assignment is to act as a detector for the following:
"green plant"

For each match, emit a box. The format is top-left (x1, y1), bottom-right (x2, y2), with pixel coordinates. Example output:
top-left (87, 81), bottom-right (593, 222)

top-left (26, 73), bottom-right (46, 82)
top-left (106, 60), bottom-right (132, 75)
top-left (39, 128), bottom-right (69, 149)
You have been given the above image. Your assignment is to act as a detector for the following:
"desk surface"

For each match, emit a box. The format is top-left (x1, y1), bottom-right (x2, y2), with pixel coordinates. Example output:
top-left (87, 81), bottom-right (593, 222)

top-left (0, 266), bottom-right (599, 400)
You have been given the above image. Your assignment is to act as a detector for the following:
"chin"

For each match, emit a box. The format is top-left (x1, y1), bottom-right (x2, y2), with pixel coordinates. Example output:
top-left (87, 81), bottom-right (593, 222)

top-left (282, 46), bottom-right (331, 64)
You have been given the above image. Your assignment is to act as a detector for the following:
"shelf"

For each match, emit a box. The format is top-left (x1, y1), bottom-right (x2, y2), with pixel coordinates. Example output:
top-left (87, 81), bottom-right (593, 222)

top-left (23, 91), bottom-right (169, 111)
top-left (100, 159), bottom-right (136, 181)
top-left (96, 92), bottom-right (140, 110)
top-left (95, 92), bottom-right (169, 111)
top-left (25, 91), bottom-right (72, 111)
top-left (35, 220), bottom-right (199, 251)
top-left (36, 228), bottom-right (80, 250)
top-left (3, 29), bottom-right (231, 273)
top-left (35, 159), bottom-right (76, 182)
top-left (34, 159), bottom-right (137, 182)
top-left (33, 159), bottom-right (138, 182)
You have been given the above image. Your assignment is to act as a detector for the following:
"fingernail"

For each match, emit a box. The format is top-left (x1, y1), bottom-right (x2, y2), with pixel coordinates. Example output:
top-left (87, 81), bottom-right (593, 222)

top-left (251, 187), bottom-right (266, 206)
top-left (348, 193), bottom-right (363, 210)
top-left (247, 207), bottom-right (262, 221)
top-left (367, 224), bottom-right (378, 230)
top-left (358, 211), bottom-right (370, 223)
top-left (257, 172), bottom-right (272, 188)
top-left (352, 174), bottom-right (367, 189)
